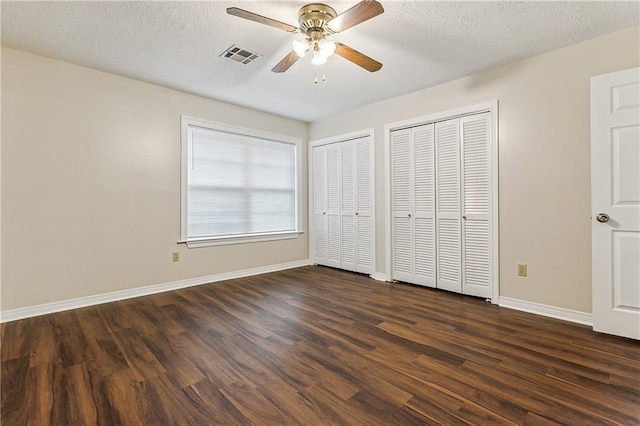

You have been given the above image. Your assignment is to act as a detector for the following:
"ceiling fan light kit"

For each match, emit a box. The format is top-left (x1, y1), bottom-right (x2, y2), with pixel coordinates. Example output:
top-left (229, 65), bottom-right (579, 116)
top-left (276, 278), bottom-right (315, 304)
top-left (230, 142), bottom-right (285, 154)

top-left (227, 1), bottom-right (384, 73)
top-left (292, 39), bottom-right (310, 57)
top-left (311, 51), bottom-right (327, 65)
top-left (318, 39), bottom-right (337, 57)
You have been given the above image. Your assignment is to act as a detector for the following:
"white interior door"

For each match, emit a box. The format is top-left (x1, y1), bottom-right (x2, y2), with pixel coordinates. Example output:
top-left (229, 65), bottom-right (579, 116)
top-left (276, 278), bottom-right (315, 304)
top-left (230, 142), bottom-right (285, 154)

top-left (591, 67), bottom-right (640, 340)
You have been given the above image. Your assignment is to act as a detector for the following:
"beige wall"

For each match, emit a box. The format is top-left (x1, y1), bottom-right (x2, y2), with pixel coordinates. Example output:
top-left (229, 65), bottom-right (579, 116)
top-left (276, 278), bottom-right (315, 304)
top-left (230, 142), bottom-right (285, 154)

top-left (310, 26), bottom-right (640, 313)
top-left (1, 47), bottom-right (309, 311)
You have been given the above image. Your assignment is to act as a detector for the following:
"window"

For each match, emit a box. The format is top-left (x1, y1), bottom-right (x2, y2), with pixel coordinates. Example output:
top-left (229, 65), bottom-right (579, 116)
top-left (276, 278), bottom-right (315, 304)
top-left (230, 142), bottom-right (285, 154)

top-left (181, 116), bottom-right (301, 247)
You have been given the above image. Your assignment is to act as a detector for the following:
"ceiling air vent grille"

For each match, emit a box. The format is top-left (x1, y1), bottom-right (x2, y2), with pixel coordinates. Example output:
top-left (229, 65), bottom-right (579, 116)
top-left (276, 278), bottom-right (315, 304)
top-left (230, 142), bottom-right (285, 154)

top-left (220, 45), bottom-right (261, 65)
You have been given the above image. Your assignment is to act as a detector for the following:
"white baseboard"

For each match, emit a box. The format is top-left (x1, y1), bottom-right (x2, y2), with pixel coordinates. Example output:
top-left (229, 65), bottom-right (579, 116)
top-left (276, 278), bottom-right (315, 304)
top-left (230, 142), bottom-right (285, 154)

top-left (370, 272), bottom-right (390, 282)
top-left (0, 259), bottom-right (310, 323)
top-left (499, 296), bottom-right (592, 326)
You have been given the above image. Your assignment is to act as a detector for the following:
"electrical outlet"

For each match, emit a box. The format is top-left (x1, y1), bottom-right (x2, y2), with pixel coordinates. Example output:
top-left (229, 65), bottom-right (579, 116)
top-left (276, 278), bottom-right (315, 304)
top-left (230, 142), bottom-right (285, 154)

top-left (517, 263), bottom-right (527, 277)
top-left (172, 252), bottom-right (180, 262)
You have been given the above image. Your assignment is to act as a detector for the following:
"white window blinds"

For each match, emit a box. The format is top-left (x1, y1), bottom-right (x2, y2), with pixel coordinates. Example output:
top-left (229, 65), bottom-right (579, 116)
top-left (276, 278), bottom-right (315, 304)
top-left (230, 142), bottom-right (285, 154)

top-left (185, 123), bottom-right (298, 241)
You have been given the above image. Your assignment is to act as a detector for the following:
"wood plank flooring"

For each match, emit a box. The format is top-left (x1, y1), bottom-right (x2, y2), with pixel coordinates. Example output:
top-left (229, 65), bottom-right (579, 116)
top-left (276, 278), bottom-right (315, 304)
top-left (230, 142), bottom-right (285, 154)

top-left (2, 265), bottom-right (639, 425)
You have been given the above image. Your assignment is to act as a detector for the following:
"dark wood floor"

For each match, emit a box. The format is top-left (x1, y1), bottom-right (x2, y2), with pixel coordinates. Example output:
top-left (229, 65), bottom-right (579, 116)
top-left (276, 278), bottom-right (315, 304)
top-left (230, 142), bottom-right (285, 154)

top-left (2, 266), bottom-right (639, 425)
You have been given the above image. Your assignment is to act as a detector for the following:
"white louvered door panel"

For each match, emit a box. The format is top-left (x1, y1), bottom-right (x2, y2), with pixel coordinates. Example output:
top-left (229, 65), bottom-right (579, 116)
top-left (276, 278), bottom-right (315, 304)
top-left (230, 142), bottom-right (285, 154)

top-left (341, 216), bottom-right (356, 271)
top-left (355, 136), bottom-right (373, 274)
top-left (391, 129), bottom-right (414, 282)
top-left (461, 113), bottom-right (491, 297)
top-left (341, 141), bottom-right (357, 272)
top-left (393, 216), bottom-right (413, 280)
top-left (436, 118), bottom-right (462, 293)
top-left (357, 216), bottom-right (373, 273)
top-left (413, 125), bottom-right (436, 287)
top-left (313, 145), bottom-right (328, 265)
top-left (464, 221), bottom-right (490, 296)
top-left (314, 214), bottom-right (328, 265)
top-left (326, 143), bottom-right (341, 267)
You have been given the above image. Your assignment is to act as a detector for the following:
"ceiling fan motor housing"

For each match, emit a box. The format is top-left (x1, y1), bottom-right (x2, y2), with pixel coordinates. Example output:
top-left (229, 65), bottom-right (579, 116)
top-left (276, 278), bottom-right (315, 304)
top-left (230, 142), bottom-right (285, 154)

top-left (226, 0), bottom-right (384, 72)
top-left (298, 3), bottom-right (337, 33)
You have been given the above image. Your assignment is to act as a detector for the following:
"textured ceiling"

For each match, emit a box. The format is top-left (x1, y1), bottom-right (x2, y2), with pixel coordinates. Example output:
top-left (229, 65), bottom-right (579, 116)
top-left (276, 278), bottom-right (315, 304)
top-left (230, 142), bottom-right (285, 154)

top-left (2, 1), bottom-right (638, 122)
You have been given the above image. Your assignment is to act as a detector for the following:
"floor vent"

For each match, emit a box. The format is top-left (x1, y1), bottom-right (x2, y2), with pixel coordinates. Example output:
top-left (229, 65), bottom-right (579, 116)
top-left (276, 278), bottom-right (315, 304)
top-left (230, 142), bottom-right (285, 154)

top-left (220, 45), bottom-right (261, 65)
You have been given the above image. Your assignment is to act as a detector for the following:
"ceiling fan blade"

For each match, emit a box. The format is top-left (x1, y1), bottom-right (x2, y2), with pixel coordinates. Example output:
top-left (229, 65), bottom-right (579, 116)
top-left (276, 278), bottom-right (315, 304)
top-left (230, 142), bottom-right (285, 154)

top-left (227, 7), bottom-right (298, 33)
top-left (335, 43), bottom-right (382, 72)
top-left (328, 0), bottom-right (384, 33)
top-left (272, 51), bottom-right (301, 73)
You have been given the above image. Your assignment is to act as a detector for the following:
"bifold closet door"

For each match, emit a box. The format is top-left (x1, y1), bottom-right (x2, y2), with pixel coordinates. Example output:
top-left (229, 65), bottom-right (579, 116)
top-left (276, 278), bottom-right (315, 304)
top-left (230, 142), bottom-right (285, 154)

top-left (340, 137), bottom-right (373, 274)
top-left (413, 125), bottom-right (436, 287)
top-left (435, 118), bottom-right (462, 293)
top-left (391, 129), bottom-right (414, 283)
top-left (355, 137), bottom-right (373, 274)
top-left (326, 143), bottom-right (342, 268)
top-left (391, 125), bottom-right (436, 286)
top-left (461, 113), bottom-right (491, 298)
top-left (313, 145), bottom-right (329, 265)
top-left (340, 141), bottom-right (357, 271)
top-left (392, 113), bottom-right (492, 297)
top-left (313, 136), bottom-right (373, 273)
top-left (312, 143), bottom-right (341, 268)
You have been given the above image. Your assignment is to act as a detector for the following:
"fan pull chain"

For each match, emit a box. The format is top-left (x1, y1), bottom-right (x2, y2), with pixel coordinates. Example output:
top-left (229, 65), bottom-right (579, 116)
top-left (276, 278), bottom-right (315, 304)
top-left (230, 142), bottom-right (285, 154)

top-left (314, 74), bottom-right (326, 84)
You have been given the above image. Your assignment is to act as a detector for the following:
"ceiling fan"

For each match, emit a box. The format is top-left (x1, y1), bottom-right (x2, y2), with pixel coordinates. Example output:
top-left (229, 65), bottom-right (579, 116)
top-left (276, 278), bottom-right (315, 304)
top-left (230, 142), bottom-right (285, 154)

top-left (227, 1), bottom-right (384, 73)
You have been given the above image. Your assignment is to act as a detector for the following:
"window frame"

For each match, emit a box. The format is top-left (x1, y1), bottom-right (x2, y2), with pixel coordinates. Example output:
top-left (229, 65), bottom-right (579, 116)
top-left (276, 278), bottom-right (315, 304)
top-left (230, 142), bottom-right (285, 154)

top-left (180, 115), bottom-right (303, 248)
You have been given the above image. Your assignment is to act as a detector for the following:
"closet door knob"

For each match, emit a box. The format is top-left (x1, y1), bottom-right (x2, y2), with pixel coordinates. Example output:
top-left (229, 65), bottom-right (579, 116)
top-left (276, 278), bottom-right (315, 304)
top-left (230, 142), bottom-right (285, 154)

top-left (596, 213), bottom-right (609, 223)
top-left (408, 213), bottom-right (412, 218)
top-left (462, 215), bottom-right (467, 220)
top-left (356, 212), bottom-right (359, 216)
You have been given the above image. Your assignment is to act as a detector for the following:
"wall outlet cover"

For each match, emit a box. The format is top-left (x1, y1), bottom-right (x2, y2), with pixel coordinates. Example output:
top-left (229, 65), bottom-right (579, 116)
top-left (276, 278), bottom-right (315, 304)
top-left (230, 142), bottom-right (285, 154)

top-left (517, 263), bottom-right (527, 277)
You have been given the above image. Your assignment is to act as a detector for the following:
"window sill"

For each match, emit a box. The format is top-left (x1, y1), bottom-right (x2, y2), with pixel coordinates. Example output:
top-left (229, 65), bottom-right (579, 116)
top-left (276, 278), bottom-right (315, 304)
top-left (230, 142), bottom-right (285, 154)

top-left (179, 231), bottom-right (303, 248)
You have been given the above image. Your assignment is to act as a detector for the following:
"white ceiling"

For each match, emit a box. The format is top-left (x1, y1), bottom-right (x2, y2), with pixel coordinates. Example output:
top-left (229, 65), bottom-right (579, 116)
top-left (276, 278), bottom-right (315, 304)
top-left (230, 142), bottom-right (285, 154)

top-left (2, 1), bottom-right (638, 122)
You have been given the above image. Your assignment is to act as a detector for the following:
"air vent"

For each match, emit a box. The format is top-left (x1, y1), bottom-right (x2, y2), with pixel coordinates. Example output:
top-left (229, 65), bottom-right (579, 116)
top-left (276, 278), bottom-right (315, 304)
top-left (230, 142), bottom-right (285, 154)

top-left (220, 45), bottom-right (261, 65)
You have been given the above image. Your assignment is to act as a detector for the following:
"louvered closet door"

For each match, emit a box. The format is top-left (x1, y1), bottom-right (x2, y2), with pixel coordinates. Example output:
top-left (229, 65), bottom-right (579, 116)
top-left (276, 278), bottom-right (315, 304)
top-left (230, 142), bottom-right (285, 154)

top-left (391, 129), bottom-right (414, 282)
top-left (355, 136), bottom-right (373, 274)
top-left (436, 118), bottom-right (462, 293)
top-left (413, 125), bottom-right (436, 287)
top-left (326, 143), bottom-right (341, 268)
top-left (461, 113), bottom-right (491, 298)
top-left (340, 141), bottom-right (357, 272)
top-left (313, 135), bottom-right (374, 274)
top-left (313, 145), bottom-right (329, 265)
